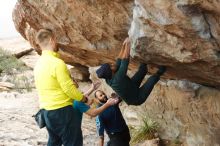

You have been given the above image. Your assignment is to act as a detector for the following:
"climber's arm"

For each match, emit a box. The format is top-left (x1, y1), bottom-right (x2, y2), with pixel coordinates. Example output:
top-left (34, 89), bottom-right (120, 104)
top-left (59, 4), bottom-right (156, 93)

top-left (114, 38), bottom-right (130, 76)
top-left (85, 98), bottom-right (118, 117)
top-left (118, 43), bottom-right (126, 59)
top-left (121, 38), bottom-right (130, 59)
top-left (118, 37), bottom-right (130, 59)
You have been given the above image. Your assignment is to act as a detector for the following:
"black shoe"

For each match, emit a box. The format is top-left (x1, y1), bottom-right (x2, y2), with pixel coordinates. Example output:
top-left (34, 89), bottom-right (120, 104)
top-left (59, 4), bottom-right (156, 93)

top-left (156, 66), bottom-right (166, 76)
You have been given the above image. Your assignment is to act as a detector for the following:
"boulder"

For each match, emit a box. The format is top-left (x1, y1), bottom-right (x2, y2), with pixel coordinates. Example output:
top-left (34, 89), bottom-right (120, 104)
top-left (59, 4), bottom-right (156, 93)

top-left (12, 1), bottom-right (220, 144)
top-left (69, 64), bottom-right (90, 82)
top-left (13, 0), bottom-right (220, 88)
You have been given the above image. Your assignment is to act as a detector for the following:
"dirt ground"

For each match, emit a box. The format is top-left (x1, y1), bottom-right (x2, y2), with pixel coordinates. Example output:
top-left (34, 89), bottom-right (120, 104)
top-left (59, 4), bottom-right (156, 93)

top-left (0, 90), bottom-right (100, 146)
top-left (0, 91), bottom-right (47, 146)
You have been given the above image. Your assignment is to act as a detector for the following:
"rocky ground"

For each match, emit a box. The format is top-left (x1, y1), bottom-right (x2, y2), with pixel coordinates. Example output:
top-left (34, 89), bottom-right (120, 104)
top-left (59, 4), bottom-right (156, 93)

top-left (0, 90), bottom-right (101, 146)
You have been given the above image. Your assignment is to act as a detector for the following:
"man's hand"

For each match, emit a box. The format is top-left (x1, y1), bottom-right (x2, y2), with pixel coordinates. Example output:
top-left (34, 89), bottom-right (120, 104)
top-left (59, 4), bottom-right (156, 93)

top-left (81, 94), bottom-right (89, 103)
top-left (124, 37), bottom-right (131, 50)
top-left (125, 40), bottom-right (131, 55)
top-left (111, 93), bottom-right (122, 105)
top-left (83, 81), bottom-right (101, 97)
top-left (82, 95), bottom-right (93, 105)
top-left (118, 37), bottom-right (131, 59)
top-left (123, 37), bottom-right (130, 45)
top-left (92, 81), bottom-right (101, 90)
top-left (72, 78), bottom-right (79, 88)
top-left (121, 37), bottom-right (131, 59)
top-left (106, 98), bottom-right (119, 106)
top-left (86, 98), bottom-right (93, 106)
top-left (110, 93), bottom-right (120, 99)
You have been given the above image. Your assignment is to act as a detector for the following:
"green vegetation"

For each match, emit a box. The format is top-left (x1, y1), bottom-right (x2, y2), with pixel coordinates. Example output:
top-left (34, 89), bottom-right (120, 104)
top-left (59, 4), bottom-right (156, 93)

top-left (14, 75), bottom-right (33, 92)
top-left (0, 48), bottom-right (27, 74)
top-left (0, 47), bottom-right (32, 92)
top-left (130, 116), bottom-right (159, 145)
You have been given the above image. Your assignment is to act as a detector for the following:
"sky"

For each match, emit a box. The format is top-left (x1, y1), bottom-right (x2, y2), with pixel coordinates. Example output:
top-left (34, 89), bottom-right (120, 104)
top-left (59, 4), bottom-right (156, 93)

top-left (0, 0), bottom-right (20, 39)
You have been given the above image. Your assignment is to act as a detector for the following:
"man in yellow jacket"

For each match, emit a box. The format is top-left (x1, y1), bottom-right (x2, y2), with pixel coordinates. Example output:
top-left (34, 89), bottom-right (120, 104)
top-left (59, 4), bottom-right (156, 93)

top-left (34, 29), bottom-right (88, 146)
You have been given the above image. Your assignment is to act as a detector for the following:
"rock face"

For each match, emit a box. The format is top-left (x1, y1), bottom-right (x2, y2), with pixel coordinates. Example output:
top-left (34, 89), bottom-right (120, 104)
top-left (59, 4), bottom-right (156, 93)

top-left (69, 64), bottom-right (90, 82)
top-left (126, 83), bottom-right (220, 146)
top-left (13, 0), bottom-right (220, 88)
top-left (13, 0), bottom-right (220, 145)
top-left (13, 0), bottom-right (133, 66)
top-left (129, 0), bottom-right (220, 88)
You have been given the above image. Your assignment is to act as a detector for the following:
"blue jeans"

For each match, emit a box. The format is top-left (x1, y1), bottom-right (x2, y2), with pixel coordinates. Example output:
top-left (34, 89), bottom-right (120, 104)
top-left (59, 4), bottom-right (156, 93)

top-left (43, 106), bottom-right (82, 146)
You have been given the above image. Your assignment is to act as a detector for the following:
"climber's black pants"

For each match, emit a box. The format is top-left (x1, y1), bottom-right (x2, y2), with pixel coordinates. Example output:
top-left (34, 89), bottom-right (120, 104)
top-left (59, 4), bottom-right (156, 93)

top-left (128, 63), bottom-right (160, 105)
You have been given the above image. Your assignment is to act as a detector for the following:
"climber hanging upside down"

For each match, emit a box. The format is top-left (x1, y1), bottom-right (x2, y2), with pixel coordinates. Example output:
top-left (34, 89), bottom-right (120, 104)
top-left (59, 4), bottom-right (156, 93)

top-left (96, 38), bottom-right (166, 105)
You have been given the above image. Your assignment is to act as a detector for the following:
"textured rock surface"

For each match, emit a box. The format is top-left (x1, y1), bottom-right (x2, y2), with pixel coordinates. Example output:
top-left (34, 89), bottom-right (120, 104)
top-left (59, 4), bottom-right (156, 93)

top-left (69, 64), bottom-right (90, 82)
top-left (128, 84), bottom-right (220, 146)
top-left (13, 0), bottom-right (220, 88)
top-left (13, 0), bottom-right (133, 66)
top-left (129, 0), bottom-right (220, 88)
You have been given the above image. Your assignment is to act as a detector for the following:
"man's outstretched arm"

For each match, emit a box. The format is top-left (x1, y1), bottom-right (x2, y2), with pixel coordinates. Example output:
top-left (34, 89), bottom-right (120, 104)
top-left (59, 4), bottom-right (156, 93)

top-left (114, 37), bottom-right (131, 70)
top-left (83, 81), bottom-right (101, 97)
top-left (85, 98), bottom-right (119, 117)
top-left (116, 38), bottom-right (131, 76)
